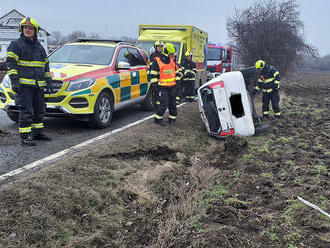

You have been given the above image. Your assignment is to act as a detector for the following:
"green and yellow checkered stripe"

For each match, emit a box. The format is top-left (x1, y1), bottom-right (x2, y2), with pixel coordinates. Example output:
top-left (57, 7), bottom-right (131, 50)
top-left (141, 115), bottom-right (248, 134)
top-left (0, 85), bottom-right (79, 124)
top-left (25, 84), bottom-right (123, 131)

top-left (106, 70), bottom-right (148, 104)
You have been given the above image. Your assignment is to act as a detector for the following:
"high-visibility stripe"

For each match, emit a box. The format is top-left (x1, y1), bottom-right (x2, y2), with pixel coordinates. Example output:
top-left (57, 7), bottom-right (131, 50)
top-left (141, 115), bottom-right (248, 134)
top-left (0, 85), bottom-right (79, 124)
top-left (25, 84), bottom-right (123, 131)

top-left (45, 72), bottom-right (51, 77)
top-left (263, 88), bottom-right (273, 93)
top-left (8, 69), bottom-right (18, 75)
top-left (19, 78), bottom-right (46, 86)
top-left (19, 127), bottom-right (32, 133)
top-left (255, 86), bottom-right (260, 90)
top-left (258, 78), bottom-right (263, 82)
top-left (274, 80), bottom-right (280, 85)
top-left (169, 115), bottom-right (177, 119)
top-left (156, 101), bottom-right (160, 105)
top-left (274, 112), bottom-right (281, 116)
top-left (154, 114), bottom-right (163, 119)
top-left (7, 52), bottom-right (19, 61)
top-left (150, 78), bottom-right (158, 83)
top-left (265, 77), bottom-right (274, 83)
top-left (263, 111), bottom-right (270, 115)
top-left (32, 123), bottom-right (44, 129)
top-left (273, 71), bottom-right (280, 77)
top-left (18, 60), bottom-right (46, 67)
top-left (150, 70), bottom-right (159, 75)
top-left (160, 77), bottom-right (176, 83)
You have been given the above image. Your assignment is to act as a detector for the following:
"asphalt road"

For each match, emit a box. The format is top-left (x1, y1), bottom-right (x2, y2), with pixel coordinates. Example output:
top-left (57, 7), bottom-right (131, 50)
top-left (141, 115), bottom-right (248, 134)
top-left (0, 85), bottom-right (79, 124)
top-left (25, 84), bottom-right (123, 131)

top-left (0, 106), bottom-right (154, 176)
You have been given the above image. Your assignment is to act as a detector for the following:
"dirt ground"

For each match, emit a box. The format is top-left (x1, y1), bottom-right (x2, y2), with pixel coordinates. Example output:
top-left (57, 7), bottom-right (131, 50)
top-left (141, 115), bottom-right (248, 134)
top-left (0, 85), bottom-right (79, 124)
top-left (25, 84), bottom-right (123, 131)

top-left (0, 71), bottom-right (329, 248)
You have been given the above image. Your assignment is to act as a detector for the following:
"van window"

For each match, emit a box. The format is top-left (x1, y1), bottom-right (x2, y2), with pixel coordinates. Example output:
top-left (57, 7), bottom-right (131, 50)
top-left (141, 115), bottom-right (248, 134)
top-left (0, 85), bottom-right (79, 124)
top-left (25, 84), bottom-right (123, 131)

top-left (207, 47), bottom-right (222, 61)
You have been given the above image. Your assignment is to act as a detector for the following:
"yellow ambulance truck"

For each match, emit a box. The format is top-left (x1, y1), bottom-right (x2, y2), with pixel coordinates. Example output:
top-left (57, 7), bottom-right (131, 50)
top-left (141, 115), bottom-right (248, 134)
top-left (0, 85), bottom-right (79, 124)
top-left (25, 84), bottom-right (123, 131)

top-left (137, 24), bottom-right (208, 88)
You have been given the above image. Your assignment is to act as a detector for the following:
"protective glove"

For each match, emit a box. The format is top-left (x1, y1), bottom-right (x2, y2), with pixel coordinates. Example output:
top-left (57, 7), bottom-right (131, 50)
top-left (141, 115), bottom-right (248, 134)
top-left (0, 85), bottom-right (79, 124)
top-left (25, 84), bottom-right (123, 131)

top-left (250, 89), bottom-right (257, 97)
top-left (12, 83), bottom-right (21, 94)
top-left (46, 79), bottom-right (54, 94)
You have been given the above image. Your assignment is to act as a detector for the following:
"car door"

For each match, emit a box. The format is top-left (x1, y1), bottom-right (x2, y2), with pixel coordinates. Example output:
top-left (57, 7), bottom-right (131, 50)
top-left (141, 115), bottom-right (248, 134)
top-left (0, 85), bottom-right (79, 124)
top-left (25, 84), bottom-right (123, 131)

top-left (127, 47), bottom-right (148, 99)
top-left (115, 47), bottom-right (132, 102)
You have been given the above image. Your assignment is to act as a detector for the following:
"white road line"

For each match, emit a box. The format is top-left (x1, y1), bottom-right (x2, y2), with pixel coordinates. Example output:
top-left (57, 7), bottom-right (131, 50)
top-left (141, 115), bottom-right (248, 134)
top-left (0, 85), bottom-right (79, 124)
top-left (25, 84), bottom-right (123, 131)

top-left (0, 114), bottom-right (154, 182)
top-left (0, 102), bottom-right (188, 182)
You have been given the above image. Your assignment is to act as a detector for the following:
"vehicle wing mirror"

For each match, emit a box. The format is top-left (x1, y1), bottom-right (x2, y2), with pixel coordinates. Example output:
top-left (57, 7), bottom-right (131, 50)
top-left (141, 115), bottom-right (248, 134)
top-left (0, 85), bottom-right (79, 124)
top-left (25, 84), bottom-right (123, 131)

top-left (117, 61), bottom-right (130, 69)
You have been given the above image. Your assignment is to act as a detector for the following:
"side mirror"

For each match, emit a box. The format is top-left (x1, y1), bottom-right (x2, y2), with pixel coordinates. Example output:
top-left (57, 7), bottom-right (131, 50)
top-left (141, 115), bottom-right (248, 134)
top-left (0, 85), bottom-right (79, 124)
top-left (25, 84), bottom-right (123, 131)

top-left (117, 61), bottom-right (130, 69)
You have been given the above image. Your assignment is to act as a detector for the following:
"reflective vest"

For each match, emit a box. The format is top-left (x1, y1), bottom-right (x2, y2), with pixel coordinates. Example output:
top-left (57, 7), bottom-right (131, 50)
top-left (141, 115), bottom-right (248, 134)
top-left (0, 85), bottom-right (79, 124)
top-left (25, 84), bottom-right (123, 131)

top-left (155, 57), bottom-right (176, 87)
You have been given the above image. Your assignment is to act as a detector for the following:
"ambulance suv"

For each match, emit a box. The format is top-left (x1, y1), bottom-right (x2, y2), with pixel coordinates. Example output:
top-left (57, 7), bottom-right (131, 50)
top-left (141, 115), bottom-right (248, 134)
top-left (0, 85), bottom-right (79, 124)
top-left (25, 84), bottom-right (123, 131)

top-left (0, 39), bottom-right (155, 128)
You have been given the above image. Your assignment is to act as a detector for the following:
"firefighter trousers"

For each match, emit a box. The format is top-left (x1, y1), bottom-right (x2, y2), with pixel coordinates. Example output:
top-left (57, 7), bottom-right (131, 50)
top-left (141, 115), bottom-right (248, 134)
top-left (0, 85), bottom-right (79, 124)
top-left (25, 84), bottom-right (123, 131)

top-left (262, 90), bottom-right (281, 116)
top-left (155, 86), bottom-right (177, 119)
top-left (15, 86), bottom-right (45, 138)
top-left (183, 78), bottom-right (195, 99)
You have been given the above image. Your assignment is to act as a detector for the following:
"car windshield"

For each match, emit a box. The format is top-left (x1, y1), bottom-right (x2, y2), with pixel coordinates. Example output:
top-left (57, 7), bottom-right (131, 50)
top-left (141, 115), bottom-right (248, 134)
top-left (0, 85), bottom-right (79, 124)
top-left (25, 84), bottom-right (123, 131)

top-left (207, 47), bottom-right (222, 61)
top-left (49, 44), bottom-right (115, 65)
top-left (136, 41), bottom-right (181, 61)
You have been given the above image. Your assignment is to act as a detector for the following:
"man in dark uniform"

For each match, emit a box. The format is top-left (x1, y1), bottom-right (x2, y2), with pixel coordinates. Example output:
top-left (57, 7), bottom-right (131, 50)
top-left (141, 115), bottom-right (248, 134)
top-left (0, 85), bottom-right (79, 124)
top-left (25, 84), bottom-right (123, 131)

top-left (181, 51), bottom-right (197, 102)
top-left (6, 17), bottom-right (53, 146)
top-left (149, 43), bottom-right (181, 126)
top-left (252, 60), bottom-right (281, 118)
top-left (149, 40), bottom-right (164, 66)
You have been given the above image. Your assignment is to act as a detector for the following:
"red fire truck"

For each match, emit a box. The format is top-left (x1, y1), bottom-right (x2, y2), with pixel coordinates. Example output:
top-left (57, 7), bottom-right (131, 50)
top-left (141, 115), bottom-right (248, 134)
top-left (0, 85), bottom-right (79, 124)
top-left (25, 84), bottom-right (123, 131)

top-left (207, 44), bottom-right (236, 79)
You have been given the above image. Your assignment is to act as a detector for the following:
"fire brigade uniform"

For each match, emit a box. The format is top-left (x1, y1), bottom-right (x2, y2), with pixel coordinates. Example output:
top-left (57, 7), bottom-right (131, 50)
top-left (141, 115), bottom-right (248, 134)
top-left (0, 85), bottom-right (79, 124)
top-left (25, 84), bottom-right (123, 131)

top-left (6, 17), bottom-right (53, 146)
top-left (181, 52), bottom-right (197, 101)
top-left (253, 60), bottom-right (281, 118)
top-left (175, 61), bottom-right (184, 104)
top-left (149, 40), bottom-right (164, 66)
top-left (150, 43), bottom-right (181, 126)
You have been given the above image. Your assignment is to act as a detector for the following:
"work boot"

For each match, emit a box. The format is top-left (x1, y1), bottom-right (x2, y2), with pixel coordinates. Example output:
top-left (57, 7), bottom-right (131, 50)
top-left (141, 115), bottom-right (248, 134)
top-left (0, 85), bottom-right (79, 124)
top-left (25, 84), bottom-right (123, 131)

top-left (154, 118), bottom-right (166, 126)
top-left (261, 115), bottom-right (269, 121)
top-left (168, 118), bottom-right (176, 125)
top-left (274, 115), bottom-right (282, 119)
top-left (33, 133), bottom-right (52, 141)
top-left (21, 136), bottom-right (36, 146)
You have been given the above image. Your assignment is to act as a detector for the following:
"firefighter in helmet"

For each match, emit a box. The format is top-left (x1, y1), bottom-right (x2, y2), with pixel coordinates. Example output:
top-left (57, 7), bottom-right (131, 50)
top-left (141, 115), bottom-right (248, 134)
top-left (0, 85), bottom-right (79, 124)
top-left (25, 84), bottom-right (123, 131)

top-left (149, 40), bottom-right (164, 66)
top-left (181, 51), bottom-right (197, 102)
top-left (252, 60), bottom-right (281, 118)
top-left (149, 42), bottom-right (181, 126)
top-left (6, 17), bottom-right (53, 146)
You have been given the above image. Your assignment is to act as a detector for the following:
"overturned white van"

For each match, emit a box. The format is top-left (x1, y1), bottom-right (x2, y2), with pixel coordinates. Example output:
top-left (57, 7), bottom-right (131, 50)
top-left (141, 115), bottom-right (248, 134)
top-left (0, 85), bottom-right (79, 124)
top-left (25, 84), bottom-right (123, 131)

top-left (197, 71), bottom-right (265, 138)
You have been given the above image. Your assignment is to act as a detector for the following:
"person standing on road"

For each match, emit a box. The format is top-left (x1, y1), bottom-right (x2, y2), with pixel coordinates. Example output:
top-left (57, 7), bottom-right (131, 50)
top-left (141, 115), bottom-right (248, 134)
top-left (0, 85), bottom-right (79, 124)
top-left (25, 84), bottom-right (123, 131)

top-left (150, 42), bottom-right (181, 126)
top-left (251, 60), bottom-right (281, 119)
top-left (181, 51), bottom-right (197, 102)
top-left (6, 17), bottom-right (53, 146)
top-left (173, 52), bottom-right (184, 105)
top-left (149, 40), bottom-right (164, 66)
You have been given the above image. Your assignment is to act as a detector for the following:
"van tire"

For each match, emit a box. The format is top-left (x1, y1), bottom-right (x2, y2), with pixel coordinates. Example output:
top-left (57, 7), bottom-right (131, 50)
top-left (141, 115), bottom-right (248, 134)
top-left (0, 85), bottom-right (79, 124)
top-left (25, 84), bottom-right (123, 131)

top-left (89, 91), bottom-right (114, 129)
top-left (7, 110), bottom-right (19, 123)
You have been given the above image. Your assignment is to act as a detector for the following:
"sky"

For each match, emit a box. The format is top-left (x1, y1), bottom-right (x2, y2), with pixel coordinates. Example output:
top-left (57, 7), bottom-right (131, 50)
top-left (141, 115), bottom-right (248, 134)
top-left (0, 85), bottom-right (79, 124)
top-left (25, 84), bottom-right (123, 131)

top-left (0, 0), bottom-right (329, 56)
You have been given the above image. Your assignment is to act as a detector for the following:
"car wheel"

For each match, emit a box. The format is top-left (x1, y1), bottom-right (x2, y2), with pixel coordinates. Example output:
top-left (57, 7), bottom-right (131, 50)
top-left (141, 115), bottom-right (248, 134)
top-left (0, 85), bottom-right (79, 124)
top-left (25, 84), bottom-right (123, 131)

top-left (7, 110), bottom-right (19, 123)
top-left (89, 91), bottom-right (114, 129)
top-left (141, 83), bottom-right (157, 111)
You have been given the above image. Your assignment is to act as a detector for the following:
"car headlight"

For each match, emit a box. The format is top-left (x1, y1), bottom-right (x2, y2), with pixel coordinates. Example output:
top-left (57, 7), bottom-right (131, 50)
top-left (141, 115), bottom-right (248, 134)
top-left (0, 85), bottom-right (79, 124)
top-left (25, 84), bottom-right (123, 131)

top-left (1, 74), bottom-right (11, 88)
top-left (66, 78), bottom-right (95, 92)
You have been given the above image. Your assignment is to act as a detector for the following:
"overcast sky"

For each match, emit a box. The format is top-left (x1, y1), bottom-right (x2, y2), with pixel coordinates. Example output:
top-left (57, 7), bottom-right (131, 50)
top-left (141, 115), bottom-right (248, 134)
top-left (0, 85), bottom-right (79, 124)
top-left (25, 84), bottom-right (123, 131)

top-left (1, 0), bottom-right (329, 56)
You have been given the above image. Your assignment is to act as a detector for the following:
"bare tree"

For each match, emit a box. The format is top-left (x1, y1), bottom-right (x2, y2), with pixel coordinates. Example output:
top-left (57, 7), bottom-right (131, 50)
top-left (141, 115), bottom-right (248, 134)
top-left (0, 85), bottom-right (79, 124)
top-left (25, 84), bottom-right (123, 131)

top-left (88, 32), bottom-right (101, 39)
top-left (120, 35), bottom-right (137, 44)
top-left (227, 0), bottom-right (317, 74)
top-left (66, 31), bottom-right (87, 42)
top-left (48, 31), bottom-right (64, 45)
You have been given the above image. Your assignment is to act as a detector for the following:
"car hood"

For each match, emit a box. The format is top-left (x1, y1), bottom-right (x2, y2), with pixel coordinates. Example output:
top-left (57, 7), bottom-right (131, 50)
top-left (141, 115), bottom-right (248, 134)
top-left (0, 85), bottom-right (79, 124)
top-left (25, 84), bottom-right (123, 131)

top-left (50, 63), bottom-right (108, 80)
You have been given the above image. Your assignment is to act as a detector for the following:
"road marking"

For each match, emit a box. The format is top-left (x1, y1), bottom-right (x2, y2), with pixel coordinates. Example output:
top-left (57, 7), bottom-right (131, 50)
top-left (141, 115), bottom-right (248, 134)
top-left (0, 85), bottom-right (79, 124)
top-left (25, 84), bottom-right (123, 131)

top-left (0, 102), bottom-right (188, 182)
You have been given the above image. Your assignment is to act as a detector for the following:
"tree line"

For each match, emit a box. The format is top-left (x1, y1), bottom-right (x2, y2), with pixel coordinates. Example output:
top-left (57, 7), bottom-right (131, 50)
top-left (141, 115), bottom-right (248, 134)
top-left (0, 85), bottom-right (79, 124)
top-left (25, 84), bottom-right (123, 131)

top-left (48, 31), bottom-right (137, 46)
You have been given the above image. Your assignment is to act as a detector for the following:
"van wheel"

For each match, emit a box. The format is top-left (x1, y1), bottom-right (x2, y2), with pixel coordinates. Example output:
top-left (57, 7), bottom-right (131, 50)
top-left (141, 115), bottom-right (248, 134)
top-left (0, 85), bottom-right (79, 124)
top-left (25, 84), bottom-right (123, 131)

top-left (141, 84), bottom-right (157, 111)
top-left (7, 110), bottom-right (19, 123)
top-left (89, 91), bottom-right (114, 129)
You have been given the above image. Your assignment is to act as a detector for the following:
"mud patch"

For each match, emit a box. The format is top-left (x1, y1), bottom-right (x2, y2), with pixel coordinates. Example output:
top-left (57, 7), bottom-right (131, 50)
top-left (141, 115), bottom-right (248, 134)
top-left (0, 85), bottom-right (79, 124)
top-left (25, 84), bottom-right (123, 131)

top-left (98, 145), bottom-right (178, 162)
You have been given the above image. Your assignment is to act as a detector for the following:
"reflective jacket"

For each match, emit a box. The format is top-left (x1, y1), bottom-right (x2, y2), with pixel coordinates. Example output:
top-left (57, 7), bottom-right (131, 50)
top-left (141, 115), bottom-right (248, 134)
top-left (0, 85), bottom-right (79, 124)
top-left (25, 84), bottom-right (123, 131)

top-left (149, 56), bottom-right (181, 87)
top-left (181, 59), bottom-right (197, 79)
top-left (6, 35), bottom-right (51, 89)
top-left (149, 51), bottom-right (163, 66)
top-left (255, 65), bottom-right (280, 93)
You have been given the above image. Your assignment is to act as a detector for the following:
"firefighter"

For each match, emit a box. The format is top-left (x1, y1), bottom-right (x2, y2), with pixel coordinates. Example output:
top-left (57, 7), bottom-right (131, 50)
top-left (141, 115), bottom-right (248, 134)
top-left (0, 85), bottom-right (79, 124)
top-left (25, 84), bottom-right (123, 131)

top-left (150, 42), bottom-right (181, 126)
top-left (149, 40), bottom-right (164, 66)
top-left (181, 51), bottom-right (197, 102)
top-left (252, 60), bottom-right (281, 119)
top-left (6, 17), bottom-right (53, 146)
top-left (173, 52), bottom-right (184, 105)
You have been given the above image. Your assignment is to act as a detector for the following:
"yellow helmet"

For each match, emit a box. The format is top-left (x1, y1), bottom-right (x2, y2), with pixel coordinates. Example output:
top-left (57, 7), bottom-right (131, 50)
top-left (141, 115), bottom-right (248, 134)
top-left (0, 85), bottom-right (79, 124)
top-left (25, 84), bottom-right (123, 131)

top-left (154, 40), bottom-right (164, 48)
top-left (162, 42), bottom-right (176, 56)
top-left (185, 51), bottom-right (192, 57)
top-left (255, 60), bottom-right (265, 69)
top-left (19, 17), bottom-right (39, 34)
